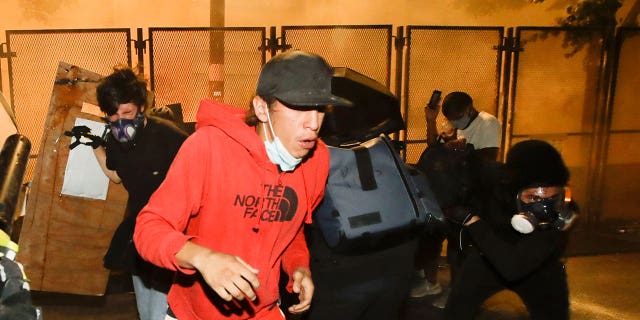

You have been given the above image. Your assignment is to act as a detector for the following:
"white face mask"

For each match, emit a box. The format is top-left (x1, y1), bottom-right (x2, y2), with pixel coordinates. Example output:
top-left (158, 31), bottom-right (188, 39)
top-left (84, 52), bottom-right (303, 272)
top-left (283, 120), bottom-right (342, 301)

top-left (262, 110), bottom-right (302, 172)
top-left (450, 112), bottom-right (471, 130)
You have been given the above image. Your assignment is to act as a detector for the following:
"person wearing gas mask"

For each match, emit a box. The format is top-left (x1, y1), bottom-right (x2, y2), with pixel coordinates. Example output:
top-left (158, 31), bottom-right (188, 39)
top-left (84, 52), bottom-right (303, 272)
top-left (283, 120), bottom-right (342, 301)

top-left (85, 66), bottom-right (189, 320)
top-left (443, 139), bottom-right (578, 320)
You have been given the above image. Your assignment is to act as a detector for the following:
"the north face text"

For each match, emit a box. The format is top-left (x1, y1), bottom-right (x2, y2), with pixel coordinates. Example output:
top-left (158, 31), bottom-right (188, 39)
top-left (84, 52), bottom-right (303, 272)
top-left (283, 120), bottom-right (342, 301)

top-left (235, 184), bottom-right (299, 222)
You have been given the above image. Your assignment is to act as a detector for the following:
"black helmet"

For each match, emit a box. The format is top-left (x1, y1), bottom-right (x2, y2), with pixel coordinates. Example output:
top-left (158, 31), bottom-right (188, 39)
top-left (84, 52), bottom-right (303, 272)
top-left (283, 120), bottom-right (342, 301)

top-left (506, 140), bottom-right (569, 191)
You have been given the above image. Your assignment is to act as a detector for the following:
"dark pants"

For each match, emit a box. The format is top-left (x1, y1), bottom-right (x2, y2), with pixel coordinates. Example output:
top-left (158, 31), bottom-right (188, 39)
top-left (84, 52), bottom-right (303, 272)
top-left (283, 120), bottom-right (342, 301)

top-left (415, 221), bottom-right (462, 283)
top-left (305, 274), bottom-right (412, 320)
top-left (444, 249), bottom-right (569, 320)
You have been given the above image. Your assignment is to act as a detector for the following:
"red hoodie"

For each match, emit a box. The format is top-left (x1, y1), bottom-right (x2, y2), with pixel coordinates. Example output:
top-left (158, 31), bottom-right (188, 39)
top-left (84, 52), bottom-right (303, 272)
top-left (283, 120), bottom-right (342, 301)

top-left (134, 99), bottom-right (329, 319)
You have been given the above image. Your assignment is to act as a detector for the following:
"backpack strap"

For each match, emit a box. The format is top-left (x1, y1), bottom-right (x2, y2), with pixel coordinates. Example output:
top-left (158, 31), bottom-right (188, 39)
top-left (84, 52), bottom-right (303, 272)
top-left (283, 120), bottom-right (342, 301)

top-left (353, 146), bottom-right (377, 191)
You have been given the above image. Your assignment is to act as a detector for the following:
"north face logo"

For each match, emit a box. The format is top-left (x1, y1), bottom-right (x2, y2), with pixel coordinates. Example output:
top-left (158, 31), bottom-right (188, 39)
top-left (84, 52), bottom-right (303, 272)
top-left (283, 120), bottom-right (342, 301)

top-left (236, 184), bottom-right (299, 222)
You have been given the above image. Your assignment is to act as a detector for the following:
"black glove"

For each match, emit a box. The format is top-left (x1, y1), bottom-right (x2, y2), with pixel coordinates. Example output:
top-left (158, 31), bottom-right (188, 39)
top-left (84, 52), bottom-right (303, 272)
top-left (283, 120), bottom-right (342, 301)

top-left (442, 206), bottom-right (473, 225)
top-left (64, 125), bottom-right (106, 150)
top-left (83, 133), bottom-right (106, 149)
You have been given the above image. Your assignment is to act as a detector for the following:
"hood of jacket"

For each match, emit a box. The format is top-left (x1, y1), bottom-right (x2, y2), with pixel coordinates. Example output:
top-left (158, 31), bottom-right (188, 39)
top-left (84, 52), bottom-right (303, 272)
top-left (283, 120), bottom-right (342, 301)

top-left (195, 98), bottom-right (274, 169)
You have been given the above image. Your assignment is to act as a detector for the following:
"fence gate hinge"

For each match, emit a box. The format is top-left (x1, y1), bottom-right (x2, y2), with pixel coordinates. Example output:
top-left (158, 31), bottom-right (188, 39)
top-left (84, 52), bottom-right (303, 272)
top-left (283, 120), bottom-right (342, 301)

top-left (132, 38), bottom-right (149, 55)
top-left (259, 37), bottom-right (292, 55)
top-left (494, 35), bottom-right (523, 53)
top-left (131, 28), bottom-right (149, 57)
top-left (393, 35), bottom-right (408, 49)
top-left (0, 43), bottom-right (17, 59)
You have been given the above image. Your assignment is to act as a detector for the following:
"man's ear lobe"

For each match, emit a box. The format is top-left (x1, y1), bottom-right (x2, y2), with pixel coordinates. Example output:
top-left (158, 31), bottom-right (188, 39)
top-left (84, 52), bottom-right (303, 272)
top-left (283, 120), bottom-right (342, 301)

top-left (253, 96), bottom-right (269, 122)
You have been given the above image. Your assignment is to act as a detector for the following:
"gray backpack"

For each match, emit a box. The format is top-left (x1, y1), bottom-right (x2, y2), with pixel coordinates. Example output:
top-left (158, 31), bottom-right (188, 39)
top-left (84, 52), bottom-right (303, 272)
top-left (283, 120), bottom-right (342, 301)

top-left (315, 134), bottom-right (443, 252)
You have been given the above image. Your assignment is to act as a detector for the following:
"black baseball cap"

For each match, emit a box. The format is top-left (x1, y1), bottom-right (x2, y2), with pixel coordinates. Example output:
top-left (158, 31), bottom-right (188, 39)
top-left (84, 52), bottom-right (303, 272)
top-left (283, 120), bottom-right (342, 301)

top-left (256, 51), bottom-right (352, 110)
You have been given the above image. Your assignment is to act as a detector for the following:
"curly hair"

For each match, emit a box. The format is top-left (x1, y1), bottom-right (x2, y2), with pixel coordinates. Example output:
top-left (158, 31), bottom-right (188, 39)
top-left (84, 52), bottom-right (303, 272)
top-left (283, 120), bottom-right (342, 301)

top-left (96, 65), bottom-right (148, 116)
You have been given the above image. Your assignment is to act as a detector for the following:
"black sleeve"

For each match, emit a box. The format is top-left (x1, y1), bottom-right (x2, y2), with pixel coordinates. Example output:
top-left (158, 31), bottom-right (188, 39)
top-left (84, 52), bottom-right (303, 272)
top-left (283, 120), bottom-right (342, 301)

top-left (159, 119), bottom-right (189, 163)
top-left (104, 135), bottom-right (119, 171)
top-left (465, 220), bottom-right (565, 282)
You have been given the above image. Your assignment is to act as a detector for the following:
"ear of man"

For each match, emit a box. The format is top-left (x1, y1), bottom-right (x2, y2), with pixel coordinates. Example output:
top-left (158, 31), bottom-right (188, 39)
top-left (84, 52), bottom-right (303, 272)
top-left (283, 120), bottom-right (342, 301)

top-left (253, 96), bottom-right (269, 123)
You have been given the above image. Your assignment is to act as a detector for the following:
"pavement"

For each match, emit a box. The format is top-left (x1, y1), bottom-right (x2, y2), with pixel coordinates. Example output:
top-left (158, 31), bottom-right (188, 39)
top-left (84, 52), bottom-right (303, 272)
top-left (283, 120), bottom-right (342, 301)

top-left (402, 253), bottom-right (640, 320)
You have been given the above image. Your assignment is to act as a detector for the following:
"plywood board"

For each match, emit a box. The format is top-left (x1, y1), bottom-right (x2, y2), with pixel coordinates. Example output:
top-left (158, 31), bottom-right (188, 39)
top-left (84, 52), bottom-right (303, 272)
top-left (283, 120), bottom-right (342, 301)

top-left (17, 62), bottom-right (127, 295)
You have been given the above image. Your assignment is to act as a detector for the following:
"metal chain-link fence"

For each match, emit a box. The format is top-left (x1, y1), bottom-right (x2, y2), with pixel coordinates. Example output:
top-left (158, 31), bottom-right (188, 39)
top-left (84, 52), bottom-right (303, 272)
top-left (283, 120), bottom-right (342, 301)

top-left (2, 25), bottom-right (638, 228)
top-left (509, 27), bottom-right (606, 221)
top-left (148, 27), bottom-right (266, 122)
top-left (403, 26), bottom-right (503, 164)
top-left (6, 29), bottom-right (131, 181)
top-left (281, 25), bottom-right (393, 88)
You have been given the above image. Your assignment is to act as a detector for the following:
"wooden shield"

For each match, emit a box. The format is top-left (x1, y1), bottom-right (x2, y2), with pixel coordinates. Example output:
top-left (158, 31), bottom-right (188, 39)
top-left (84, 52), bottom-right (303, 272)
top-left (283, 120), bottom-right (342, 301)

top-left (17, 62), bottom-right (127, 295)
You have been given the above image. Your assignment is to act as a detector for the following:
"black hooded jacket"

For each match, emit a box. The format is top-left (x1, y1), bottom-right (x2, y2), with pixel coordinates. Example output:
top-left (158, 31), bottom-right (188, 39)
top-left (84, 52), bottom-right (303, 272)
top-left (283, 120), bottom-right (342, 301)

top-left (462, 157), bottom-right (569, 282)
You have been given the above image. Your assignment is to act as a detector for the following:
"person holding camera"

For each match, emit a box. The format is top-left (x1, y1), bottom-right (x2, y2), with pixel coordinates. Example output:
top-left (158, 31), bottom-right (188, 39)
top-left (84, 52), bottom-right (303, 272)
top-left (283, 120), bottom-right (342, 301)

top-left (443, 139), bottom-right (577, 320)
top-left (85, 66), bottom-right (189, 320)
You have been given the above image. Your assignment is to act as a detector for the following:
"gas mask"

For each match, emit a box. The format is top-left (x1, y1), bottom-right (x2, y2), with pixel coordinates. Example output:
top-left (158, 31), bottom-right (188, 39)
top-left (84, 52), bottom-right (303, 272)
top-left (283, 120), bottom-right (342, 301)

top-left (262, 110), bottom-right (302, 172)
top-left (109, 113), bottom-right (145, 144)
top-left (511, 187), bottom-right (577, 234)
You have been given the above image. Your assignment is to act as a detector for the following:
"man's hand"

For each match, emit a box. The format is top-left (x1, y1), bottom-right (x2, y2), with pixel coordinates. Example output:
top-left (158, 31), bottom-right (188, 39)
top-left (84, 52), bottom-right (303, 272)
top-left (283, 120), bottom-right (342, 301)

top-left (424, 104), bottom-right (440, 122)
top-left (197, 252), bottom-right (260, 301)
top-left (444, 138), bottom-right (467, 152)
top-left (287, 267), bottom-right (314, 314)
top-left (178, 243), bottom-right (260, 302)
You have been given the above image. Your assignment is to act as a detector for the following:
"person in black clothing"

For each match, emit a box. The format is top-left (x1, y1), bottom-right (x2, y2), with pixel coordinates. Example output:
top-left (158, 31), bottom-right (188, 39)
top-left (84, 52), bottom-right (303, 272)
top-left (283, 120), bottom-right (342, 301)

top-left (89, 66), bottom-right (188, 320)
top-left (411, 92), bottom-right (501, 306)
top-left (444, 139), bottom-right (577, 320)
top-left (303, 225), bottom-right (417, 320)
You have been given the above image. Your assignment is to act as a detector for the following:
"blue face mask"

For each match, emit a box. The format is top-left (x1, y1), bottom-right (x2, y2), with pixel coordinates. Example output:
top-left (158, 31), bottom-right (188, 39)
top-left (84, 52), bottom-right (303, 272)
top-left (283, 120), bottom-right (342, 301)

top-left (110, 113), bottom-right (144, 143)
top-left (263, 111), bottom-right (302, 172)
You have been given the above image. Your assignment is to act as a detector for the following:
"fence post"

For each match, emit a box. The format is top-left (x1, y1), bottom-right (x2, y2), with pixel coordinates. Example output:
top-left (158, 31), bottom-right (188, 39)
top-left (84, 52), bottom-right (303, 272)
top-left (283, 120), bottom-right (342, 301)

top-left (133, 28), bottom-right (147, 74)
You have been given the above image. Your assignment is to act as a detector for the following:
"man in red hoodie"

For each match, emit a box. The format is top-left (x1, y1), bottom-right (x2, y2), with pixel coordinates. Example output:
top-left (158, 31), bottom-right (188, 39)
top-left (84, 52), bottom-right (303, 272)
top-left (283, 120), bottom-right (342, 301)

top-left (133, 51), bottom-right (351, 320)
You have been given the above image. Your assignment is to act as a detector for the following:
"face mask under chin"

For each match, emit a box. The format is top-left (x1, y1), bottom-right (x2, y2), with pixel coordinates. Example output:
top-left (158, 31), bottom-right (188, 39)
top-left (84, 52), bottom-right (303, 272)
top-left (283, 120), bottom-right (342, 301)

top-left (262, 111), bottom-right (302, 172)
